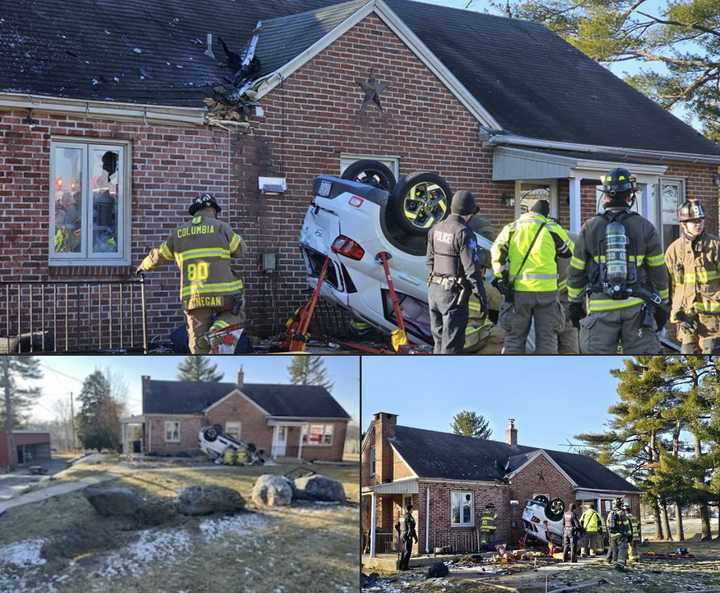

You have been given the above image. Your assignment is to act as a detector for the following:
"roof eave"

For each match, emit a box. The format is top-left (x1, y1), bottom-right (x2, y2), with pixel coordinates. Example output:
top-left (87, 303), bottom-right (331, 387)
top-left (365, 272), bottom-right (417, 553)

top-left (490, 133), bottom-right (720, 165)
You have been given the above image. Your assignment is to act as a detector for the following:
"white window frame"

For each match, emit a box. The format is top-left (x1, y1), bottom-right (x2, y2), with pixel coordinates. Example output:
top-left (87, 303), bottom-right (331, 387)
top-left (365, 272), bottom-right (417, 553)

top-left (450, 491), bottom-right (474, 528)
top-left (225, 421), bottom-right (242, 440)
top-left (164, 421), bottom-right (181, 443)
top-left (340, 154), bottom-right (400, 180)
top-left (302, 423), bottom-right (334, 447)
top-left (369, 443), bottom-right (376, 477)
top-left (514, 180), bottom-right (558, 219)
top-left (49, 137), bottom-right (132, 266)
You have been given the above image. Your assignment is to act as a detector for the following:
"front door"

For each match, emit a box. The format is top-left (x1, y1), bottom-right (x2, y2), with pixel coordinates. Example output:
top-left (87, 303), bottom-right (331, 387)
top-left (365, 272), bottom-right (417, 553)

top-left (272, 426), bottom-right (288, 457)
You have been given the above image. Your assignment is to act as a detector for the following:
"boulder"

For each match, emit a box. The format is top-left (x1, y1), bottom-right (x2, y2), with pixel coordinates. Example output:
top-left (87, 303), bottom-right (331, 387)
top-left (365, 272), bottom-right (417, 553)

top-left (251, 475), bottom-right (294, 506)
top-left (293, 474), bottom-right (345, 502)
top-left (134, 498), bottom-right (178, 526)
top-left (83, 485), bottom-right (145, 517)
top-left (177, 485), bottom-right (245, 516)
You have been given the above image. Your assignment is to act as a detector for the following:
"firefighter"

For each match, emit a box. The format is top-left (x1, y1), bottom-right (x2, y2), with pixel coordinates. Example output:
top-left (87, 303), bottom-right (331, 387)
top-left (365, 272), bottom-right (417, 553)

top-left (479, 504), bottom-right (497, 545)
top-left (665, 199), bottom-right (720, 353)
top-left (606, 498), bottom-right (633, 571)
top-left (426, 190), bottom-right (488, 354)
top-left (136, 193), bottom-right (245, 354)
top-left (394, 502), bottom-right (418, 571)
top-left (567, 168), bottom-right (669, 354)
top-left (557, 232), bottom-right (580, 353)
top-left (625, 503), bottom-right (640, 562)
top-left (491, 199), bottom-right (573, 354)
top-left (579, 502), bottom-right (603, 556)
top-left (562, 503), bottom-right (581, 563)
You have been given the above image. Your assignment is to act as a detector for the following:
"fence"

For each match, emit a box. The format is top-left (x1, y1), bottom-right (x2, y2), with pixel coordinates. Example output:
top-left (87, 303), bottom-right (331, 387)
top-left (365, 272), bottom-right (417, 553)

top-left (1, 279), bottom-right (148, 353)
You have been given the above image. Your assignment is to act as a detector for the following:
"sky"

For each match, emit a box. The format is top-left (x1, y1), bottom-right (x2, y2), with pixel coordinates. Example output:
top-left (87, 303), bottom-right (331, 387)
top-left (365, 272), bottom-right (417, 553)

top-left (27, 356), bottom-right (360, 424)
top-left (361, 356), bottom-right (628, 451)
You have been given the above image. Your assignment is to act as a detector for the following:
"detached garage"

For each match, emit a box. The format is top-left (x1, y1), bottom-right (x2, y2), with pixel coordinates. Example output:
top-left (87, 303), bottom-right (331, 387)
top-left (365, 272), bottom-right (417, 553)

top-left (0, 431), bottom-right (52, 470)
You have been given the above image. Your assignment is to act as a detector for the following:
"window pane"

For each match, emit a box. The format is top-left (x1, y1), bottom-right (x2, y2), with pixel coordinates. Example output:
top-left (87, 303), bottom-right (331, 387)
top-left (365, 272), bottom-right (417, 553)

top-left (451, 493), bottom-right (460, 524)
top-left (519, 183), bottom-right (550, 214)
top-left (308, 425), bottom-right (324, 444)
top-left (53, 147), bottom-right (83, 253)
top-left (91, 149), bottom-right (120, 253)
top-left (462, 494), bottom-right (472, 524)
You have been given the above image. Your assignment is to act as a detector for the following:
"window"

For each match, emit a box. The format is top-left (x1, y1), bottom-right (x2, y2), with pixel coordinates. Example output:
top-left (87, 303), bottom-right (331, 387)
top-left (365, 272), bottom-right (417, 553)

top-left (164, 421), bottom-right (181, 443)
top-left (303, 424), bottom-right (334, 446)
top-left (225, 422), bottom-right (242, 440)
top-left (369, 443), bottom-right (376, 477)
top-left (451, 491), bottom-right (474, 527)
top-left (515, 181), bottom-right (558, 219)
top-left (50, 139), bottom-right (130, 265)
top-left (340, 155), bottom-right (400, 180)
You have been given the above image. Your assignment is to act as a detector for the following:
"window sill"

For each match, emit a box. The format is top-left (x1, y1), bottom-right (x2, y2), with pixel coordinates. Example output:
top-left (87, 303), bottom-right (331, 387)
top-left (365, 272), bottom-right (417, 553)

top-left (48, 265), bottom-right (134, 278)
top-left (302, 443), bottom-right (334, 447)
top-left (450, 524), bottom-right (475, 529)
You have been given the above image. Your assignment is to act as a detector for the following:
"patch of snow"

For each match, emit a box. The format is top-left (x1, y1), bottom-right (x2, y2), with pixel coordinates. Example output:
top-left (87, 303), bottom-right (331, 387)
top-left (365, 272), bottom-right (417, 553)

top-left (112, 76), bottom-right (120, 83)
top-left (199, 513), bottom-right (267, 542)
top-left (0, 538), bottom-right (47, 567)
top-left (104, 29), bottom-right (111, 35)
top-left (97, 529), bottom-right (192, 578)
top-left (132, 48), bottom-right (142, 54)
top-left (91, 79), bottom-right (99, 86)
top-left (176, 64), bottom-right (183, 69)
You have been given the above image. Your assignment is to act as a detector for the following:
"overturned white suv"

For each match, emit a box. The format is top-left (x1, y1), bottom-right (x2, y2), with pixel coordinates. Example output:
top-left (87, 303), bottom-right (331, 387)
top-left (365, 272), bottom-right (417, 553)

top-left (299, 160), bottom-right (499, 348)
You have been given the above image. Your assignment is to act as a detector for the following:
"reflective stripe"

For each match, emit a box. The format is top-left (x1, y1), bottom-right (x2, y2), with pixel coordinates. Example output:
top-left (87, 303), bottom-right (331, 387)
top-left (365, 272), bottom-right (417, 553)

top-left (514, 273), bottom-right (558, 281)
top-left (212, 319), bottom-right (231, 329)
top-left (567, 286), bottom-right (583, 299)
top-left (589, 297), bottom-right (644, 312)
top-left (175, 247), bottom-right (231, 264)
top-left (558, 279), bottom-right (568, 291)
top-left (680, 270), bottom-right (720, 283)
top-left (694, 300), bottom-right (720, 313)
top-left (592, 254), bottom-right (645, 265)
top-left (570, 256), bottom-right (586, 271)
top-left (468, 301), bottom-right (483, 312)
top-left (646, 253), bottom-right (665, 267)
top-left (659, 288), bottom-right (669, 300)
top-left (229, 233), bottom-right (242, 252)
top-left (159, 242), bottom-right (173, 260)
top-left (180, 280), bottom-right (244, 298)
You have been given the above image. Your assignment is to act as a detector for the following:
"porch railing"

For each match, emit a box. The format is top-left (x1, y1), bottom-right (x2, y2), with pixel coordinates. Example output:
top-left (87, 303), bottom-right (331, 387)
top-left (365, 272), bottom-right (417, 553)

top-left (374, 532), bottom-right (395, 554)
top-left (429, 530), bottom-right (479, 554)
top-left (0, 279), bottom-right (148, 353)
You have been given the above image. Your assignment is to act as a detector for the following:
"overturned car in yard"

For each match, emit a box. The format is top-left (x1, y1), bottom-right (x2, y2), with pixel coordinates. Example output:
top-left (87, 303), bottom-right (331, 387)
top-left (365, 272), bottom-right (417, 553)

top-left (299, 160), bottom-right (500, 350)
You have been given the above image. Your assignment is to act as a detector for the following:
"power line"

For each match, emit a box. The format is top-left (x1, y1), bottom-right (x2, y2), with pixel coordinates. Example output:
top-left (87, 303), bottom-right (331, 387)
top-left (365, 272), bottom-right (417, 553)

top-left (39, 363), bottom-right (85, 384)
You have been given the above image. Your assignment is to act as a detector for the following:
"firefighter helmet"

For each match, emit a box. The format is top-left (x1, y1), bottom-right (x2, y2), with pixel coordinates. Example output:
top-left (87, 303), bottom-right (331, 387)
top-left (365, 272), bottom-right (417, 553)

top-left (601, 168), bottom-right (637, 197)
top-left (189, 193), bottom-right (221, 216)
top-left (677, 199), bottom-right (705, 222)
top-left (451, 190), bottom-right (479, 216)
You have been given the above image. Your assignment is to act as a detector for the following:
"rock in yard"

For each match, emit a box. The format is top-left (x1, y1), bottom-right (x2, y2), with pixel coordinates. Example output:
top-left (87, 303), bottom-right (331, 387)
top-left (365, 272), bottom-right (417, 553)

top-left (176, 485), bottom-right (245, 516)
top-left (293, 474), bottom-right (346, 502)
top-left (134, 498), bottom-right (178, 526)
top-left (83, 485), bottom-right (144, 517)
top-left (252, 475), bottom-right (294, 506)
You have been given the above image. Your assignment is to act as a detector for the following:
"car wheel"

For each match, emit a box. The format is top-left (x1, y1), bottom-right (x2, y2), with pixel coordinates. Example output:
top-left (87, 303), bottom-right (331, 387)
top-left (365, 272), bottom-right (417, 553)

top-left (534, 494), bottom-right (549, 507)
top-left (341, 159), bottom-right (396, 192)
top-left (546, 497), bottom-right (566, 522)
top-left (204, 425), bottom-right (221, 442)
top-left (389, 171), bottom-right (451, 236)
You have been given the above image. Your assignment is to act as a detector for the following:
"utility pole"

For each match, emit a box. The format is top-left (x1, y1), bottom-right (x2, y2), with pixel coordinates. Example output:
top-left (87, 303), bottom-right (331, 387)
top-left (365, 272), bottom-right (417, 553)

top-left (2, 358), bottom-right (17, 471)
top-left (69, 391), bottom-right (77, 451)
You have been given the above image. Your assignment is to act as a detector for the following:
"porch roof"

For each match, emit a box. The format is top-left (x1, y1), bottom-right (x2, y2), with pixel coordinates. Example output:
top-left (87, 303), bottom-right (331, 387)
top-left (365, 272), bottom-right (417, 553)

top-left (363, 479), bottom-right (419, 495)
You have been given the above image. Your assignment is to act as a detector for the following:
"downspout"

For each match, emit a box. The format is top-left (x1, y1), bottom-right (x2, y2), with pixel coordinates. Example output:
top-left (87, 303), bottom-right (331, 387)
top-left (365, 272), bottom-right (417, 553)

top-left (425, 486), bottom-right (430, 554)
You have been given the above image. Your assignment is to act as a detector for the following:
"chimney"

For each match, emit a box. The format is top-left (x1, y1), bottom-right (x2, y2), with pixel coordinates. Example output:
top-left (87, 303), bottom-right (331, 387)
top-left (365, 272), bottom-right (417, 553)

top-left (237, 366), bottom-right (244, 388)
top-left (374, 412), bottom-right (397, 483)
top-left (506, 418), bottom-right (518, 447)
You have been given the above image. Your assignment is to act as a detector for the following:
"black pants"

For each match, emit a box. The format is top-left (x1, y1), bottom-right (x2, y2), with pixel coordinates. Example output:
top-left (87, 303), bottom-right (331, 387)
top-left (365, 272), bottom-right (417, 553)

top-left (428, 283), bottom-right (468, 354)
top-left (562, 529), bottom-right (578, 562)
top-left (398, 539), bottom-right (413, 570)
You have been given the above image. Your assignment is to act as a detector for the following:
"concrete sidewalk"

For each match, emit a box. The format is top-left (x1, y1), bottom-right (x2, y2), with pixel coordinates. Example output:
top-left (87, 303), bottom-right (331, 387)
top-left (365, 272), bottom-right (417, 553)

top-left (0, 473), bottom-right (116, 514)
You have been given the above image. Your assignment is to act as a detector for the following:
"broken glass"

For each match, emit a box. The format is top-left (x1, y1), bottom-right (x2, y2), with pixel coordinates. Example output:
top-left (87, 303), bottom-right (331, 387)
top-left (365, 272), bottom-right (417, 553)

top-left (53, 147), bottom-right (83, 253)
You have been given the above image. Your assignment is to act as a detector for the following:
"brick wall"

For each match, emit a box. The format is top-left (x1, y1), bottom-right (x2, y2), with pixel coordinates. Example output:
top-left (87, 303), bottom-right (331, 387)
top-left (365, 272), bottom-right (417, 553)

top-left (205, 391), bottom-right (272, 454)
top-left (418, 481), bottom-right (510, 553)
top-left (146, 415), bottom-right (204, 454)
top-left (508, 453), bottom-right (577, 542)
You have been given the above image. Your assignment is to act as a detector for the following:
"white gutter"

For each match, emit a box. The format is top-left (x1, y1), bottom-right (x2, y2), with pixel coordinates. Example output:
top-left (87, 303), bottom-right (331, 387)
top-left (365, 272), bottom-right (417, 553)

top-left (0, 92), bottom-right (206, 126)
top-left (489, 133), bottom-right (720, 165)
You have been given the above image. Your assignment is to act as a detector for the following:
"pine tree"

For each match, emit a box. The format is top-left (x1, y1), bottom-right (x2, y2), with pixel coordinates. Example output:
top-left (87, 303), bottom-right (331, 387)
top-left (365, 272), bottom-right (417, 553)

top-left (177, 356), bottom-right (224, 382)
top-left (451, 411), bottom-right (493, 439)
top-left (287, 356), bottom-right (334, 391)
top-left (1, 357), bottom-right (42, 470)
top-left (76, 371), bottom-right (122, 452)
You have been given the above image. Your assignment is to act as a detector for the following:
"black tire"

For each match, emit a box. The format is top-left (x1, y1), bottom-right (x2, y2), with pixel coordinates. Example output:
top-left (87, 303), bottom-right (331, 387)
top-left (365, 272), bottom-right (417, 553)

top-left (534, 494), bottom-right (549, 507)
top-left (389, 171), bottom-right (452, 236)
top-left (546, 497), bottom-right (566, 522)
top-left (204, 425), bottom-right (222, 442)
top-left (341, 159), bottom-right (396, 192)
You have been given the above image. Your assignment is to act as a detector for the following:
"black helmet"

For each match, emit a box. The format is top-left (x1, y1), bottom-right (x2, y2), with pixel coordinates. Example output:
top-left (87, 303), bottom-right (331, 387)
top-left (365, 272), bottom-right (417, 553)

top-left (677, 199), bottom-right (705, 222)
top-left (451, 190), bottom-right (478, 216)
top-left (189, 193), bottom-right (221, 216)
top-left (601, 168), bottom-right (637, 197)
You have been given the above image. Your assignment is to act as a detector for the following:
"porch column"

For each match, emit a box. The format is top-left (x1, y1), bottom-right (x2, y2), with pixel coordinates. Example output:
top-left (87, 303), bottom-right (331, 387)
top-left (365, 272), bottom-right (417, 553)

top-left (298, 425), bottom-right (305, 460)
top-left (370, 492), bottom-right (377, 557)
top-left (569, 176), bottom-right (581, 234)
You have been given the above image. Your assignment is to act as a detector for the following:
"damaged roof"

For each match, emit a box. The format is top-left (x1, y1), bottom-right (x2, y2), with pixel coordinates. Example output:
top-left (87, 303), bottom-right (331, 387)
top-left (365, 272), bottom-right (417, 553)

top-left (391, 425), bottom-right (639, 492)
top-left (1, 0), bottom-right (717, 156)
top-left (142, 379), bottom-right (350, 419)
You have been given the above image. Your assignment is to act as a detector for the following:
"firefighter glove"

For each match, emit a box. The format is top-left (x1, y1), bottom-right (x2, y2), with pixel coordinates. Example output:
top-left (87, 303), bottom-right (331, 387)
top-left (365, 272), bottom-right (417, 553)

top-left (491, 273), bottom-right (509, 297)
top-left (568, 301), bottom-right (586, 328)
top-left (675, 309), bottom-right (698, 334)
top-left (135, 264), bottom-right (145, 277)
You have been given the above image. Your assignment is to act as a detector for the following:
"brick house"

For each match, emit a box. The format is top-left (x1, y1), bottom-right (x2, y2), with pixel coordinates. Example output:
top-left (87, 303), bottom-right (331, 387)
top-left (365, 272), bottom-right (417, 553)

top-left (361, 412), bottom-right (640, 556)
top-left (0, 431), bottom-right (51, 470)
top-left (121, 370), bottom-right (350, 461)
top-left (2, 0), bottom-right (719, 348)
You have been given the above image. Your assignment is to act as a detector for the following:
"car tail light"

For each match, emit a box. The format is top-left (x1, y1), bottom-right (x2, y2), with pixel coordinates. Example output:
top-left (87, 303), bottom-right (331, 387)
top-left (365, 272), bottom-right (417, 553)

top-left (531, 516), bottom-right (540, 523)
top-left (331, 235), bottom-right (365, 260)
